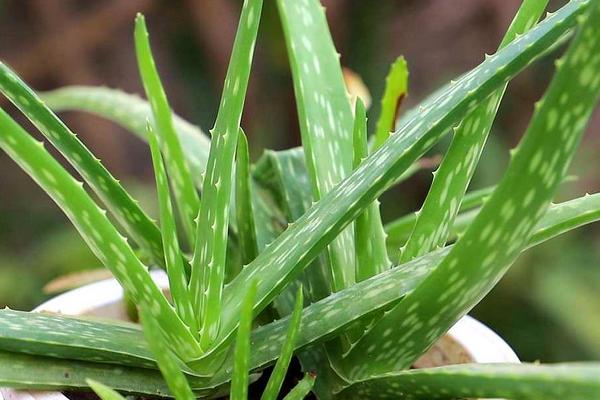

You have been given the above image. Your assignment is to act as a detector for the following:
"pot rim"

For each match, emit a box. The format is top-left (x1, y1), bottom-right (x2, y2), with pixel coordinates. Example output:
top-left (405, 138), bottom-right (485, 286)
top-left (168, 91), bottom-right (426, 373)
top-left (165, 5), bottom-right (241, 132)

top-left (1, 271), bottom-right (519, 400)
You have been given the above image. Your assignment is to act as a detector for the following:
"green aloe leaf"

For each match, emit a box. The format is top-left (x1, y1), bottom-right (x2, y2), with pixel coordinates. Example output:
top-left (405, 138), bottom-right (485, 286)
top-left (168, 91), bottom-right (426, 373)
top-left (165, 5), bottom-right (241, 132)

top-left (384, 185), bottom-right (494, 249)
top-left (346, 0), bottom-right (600, 377)
top-left (0, 110), bottom-right (201, 361)
top-left (276, 0), bottom-right (356, 292)
top-left (0, 63), bottom-right (164, 267)
top-left (373, 56), bottom-right (409, 150)
top-left (231, 281), bottom-right (257, 400)
top-left (40, 86), bottom-right (211, 180)
top-left (140, 308), bottom-right (196, 400)
top-left (87, 379), bottom-right (127, 400)
top-left (386, 180), bottom-right (579, 250)
top-left (135, 14), bottom-right (200, 245)
top-left (236, 129), bottom-right (259, 266)
top-left (399, 0), bottom-right (549, 263)
top-left (353, 99), bottom-right (390, 282)
top-left (2, 190), bottom-right (597, 379)
top-left (282, 373), bottom-right (316, 400)
top-left (189, 0), bottom-right (264, 350)
top-left (214, 0), bottom-right (591, 354)
top-left (148, 123), bottom-right (196, 331)
top-left (261, 287), bottom-right (303, 400)
top-left (339, 363), bottom-right (600, 400)
top-left (0, 308), bottom-right (155, 369)
top-left (0, 351), bottom-right (189, 397)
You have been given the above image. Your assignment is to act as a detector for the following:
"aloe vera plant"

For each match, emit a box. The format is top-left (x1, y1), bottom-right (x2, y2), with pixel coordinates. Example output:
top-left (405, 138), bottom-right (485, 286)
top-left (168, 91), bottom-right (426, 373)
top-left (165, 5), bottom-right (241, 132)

top-left (1, 0), bottom-right (600, 399)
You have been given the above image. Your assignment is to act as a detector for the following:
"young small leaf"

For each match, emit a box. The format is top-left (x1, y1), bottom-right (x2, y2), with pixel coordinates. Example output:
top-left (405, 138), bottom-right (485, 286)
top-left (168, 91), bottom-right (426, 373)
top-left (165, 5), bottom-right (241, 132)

top-left (135, 14), bottom-right (200, 245)
top-left (231, 281), bottom-right (257, 400)
top-left (373, 56), bottom-right (409, 150)
top-left (282, 373), bottom-right (316, 400)
top-left (236, 129), bottom-right (259, 266)
top-left (0, 63), bottom-right (164, 267)
top-left (147, 122), bottom-right (197, 331)
top-left (261, 287), bottom-right (303, 400)
top-left (140, 308), bottom-right (196, 400)
top-left (353, 99), bottom-right (390, 282)
top-left (189, 0), bottom-right (264, 351)
top-left (87, 379), bottom-right (127, 400)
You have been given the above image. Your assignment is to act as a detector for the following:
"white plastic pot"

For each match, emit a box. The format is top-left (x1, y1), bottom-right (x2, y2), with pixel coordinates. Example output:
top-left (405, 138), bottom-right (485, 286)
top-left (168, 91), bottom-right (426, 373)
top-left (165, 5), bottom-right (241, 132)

top-left (1, 271), bottom-right (519, 400)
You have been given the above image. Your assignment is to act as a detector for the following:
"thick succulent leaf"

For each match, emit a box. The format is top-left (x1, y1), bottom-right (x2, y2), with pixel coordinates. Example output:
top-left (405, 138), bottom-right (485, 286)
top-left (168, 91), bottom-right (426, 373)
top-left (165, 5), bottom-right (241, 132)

top-left (346, 1), bottom-right (600, 377)
top-left (140, 308), bottom-right (196, 400)
top-left (0, 351), bottom-right (188, 397)
top-left (400, 0), bottom-right (549, 263)
top-left (214, 0), bottom-right (590, 354)
top-left (353, 99), bottom-right (390, 282)
top-left (0, 110), bottom-right (201, 360)
top-left (373, 56), bottom-right (409, 150)
top-left (231, 281), bottom-right (257, 400)
top-left (148, 123), bottom-right (196, 331)
top-left (338, 363), bottom-right (600, 400)
top-left (282, 373), bottom-right (316, 400)
top-left (0, 63), bottom-right (164, 267)
top-left (236, 129), bottom-right (259, 266)
top-left (0, 309), bottom-right (156, 369)
top-left (276, 0), bottom-right (356, 292)
top-left (87, 379), bottom-right (127, 400)
top-left (40, 86), bottom-right (211, 180)
top-left (2, 191), bottom-right (597, 378)
top-left (135, 15), bottom-right (200, 244)
top-left (385, 186), bottom-right (494, 249)
top-left (260, 288), bottom-right (303, 400)
top-left (190, 0), bottom-right (264, 350)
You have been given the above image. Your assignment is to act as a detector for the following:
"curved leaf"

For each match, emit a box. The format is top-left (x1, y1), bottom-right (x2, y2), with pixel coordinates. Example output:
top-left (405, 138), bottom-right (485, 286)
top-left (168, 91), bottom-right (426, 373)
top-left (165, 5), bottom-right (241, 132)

top-left (40, 86), bottom-right (210, 182)
top-left (339, 363), bottom-right (600, 400)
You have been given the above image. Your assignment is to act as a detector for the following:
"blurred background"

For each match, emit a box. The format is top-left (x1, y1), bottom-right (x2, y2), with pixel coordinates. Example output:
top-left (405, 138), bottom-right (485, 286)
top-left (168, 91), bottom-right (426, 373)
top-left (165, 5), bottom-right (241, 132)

top-left (0, 0), bottom-right (598, 365)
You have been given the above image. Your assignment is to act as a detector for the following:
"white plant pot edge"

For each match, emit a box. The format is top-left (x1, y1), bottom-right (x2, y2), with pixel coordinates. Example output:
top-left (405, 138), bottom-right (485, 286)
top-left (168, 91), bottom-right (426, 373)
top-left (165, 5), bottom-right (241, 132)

top-left (1, 270), bottom-right (519, 400)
